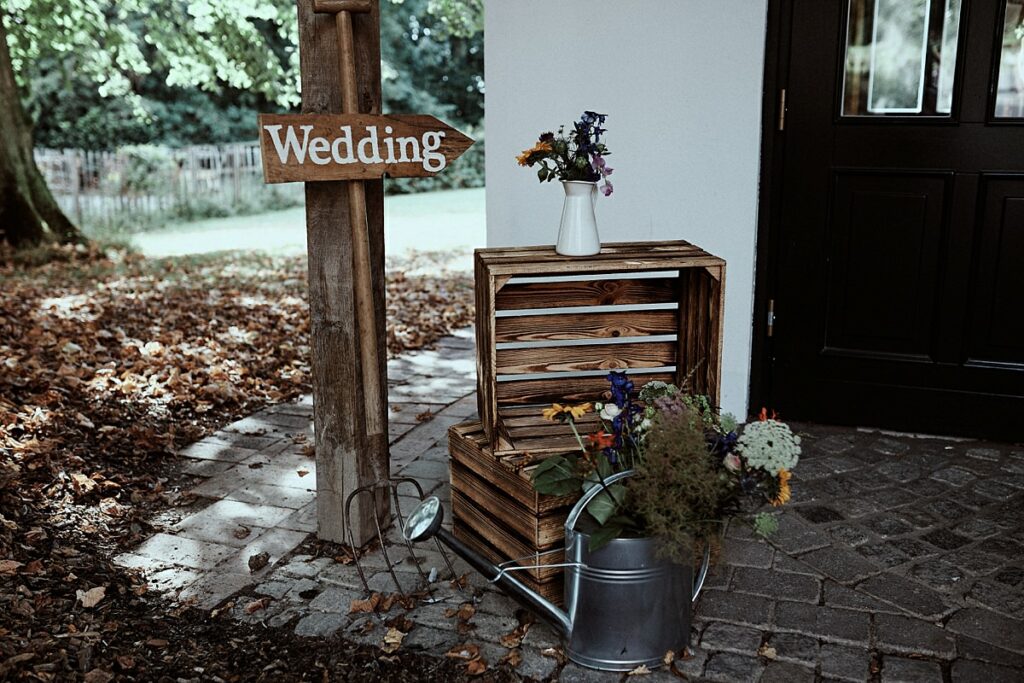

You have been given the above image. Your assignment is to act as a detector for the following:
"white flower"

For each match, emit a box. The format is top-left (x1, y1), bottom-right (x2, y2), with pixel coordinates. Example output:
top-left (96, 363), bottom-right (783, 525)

top-left (735, 420), bottom-right (801, 473)
top-left (599, 403), bottom-right (621, 421)
top-left (723, 453), bottom-right (742, 472)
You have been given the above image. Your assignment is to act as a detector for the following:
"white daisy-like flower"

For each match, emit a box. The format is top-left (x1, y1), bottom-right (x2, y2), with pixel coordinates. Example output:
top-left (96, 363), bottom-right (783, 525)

top-left (600, 403), bottom-right (622, 421)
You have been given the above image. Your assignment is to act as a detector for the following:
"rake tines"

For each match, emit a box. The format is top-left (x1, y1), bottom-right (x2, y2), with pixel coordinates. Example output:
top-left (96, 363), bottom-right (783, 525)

top-left (343, 477), bottom-right (459, 598)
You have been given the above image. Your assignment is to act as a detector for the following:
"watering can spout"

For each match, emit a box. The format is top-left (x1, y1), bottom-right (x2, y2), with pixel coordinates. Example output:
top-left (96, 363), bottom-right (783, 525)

top-left (403, 496), bottom-right (572, 637)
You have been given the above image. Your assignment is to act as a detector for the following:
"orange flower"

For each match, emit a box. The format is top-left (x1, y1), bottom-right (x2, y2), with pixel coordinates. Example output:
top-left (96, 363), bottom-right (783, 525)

top-left (758, 407), bottom-right (780, 422)
top-left (586, 430), bottom-right (615, 450)
top-left (771, 469), bottom-right (792, 507)
top-left (516, 140), bottom-right (553, 166)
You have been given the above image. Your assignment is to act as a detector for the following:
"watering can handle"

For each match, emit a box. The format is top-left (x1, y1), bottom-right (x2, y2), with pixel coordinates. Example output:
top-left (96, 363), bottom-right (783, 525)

top-left (562, 468), bottom-right (712, 603)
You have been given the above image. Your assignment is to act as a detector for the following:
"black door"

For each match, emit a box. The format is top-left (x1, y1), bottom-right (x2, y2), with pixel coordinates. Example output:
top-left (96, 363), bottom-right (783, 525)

top-left (765, 0), bottom-right (1024, 440)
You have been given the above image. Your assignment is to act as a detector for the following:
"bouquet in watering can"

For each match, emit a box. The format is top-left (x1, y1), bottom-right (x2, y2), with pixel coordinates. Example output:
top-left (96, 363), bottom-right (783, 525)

top-left (532, 372), bottom-right (801, 560)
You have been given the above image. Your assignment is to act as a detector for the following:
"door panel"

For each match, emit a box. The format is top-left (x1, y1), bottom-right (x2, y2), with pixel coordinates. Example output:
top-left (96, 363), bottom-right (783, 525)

top-left (968, 176), bottom-right (1024, 366)
top-left (766, 0), bottom-right (1024, 441)
top-left (825, 173), bottom-right (948, 360)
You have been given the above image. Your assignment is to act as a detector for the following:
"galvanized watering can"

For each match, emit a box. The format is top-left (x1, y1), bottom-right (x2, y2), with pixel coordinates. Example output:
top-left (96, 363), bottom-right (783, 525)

top-left (404, 471), bottom-right (711, 672)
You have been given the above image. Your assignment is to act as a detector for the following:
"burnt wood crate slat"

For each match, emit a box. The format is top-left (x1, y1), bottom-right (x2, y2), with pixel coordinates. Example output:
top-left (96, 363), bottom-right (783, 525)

top-left (494, 372), bottom-right (678, 407)
top-left (452, 521), bottom-right (564, 605)
top-left (475, 241), bottom-right (726, 449)
top-left (495, 341), bottom-right (679, 375)
top-left (448, 419), bottom-right (576, 601)
top-left (494, 309), bottom-right (679, 343)
top-left (494, 277), bottom-right (679, 310)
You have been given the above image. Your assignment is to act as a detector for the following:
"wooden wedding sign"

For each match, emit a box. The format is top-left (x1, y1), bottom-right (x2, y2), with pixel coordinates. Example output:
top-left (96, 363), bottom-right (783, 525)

top-left (259, 113), bottom-right (473, 182)
top-left (261, 0), bottom-right (473, 546)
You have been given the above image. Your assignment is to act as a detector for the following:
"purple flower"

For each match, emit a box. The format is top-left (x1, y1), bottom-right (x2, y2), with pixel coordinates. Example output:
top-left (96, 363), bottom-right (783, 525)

top-left (601, 181), bottom-right (614, 197)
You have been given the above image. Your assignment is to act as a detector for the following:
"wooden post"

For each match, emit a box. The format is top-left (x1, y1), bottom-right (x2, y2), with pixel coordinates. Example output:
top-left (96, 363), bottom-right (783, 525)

top-left (298, 0), bottom-right (389, 546)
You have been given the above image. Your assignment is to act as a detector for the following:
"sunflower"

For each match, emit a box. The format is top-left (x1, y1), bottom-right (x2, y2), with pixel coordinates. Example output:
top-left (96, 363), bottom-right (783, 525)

top-left (516, 140), bottom-right (554, 166)
top-left (771, 469), bottom-right (792, 507)
top-left (542, 402), bottom-right (592, 422)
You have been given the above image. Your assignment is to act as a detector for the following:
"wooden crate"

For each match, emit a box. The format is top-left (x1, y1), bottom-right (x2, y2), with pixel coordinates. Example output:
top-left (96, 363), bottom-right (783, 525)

top-left (448, 420), bottom-right (577, 601)
top-left (474, 241), bottom-right (726, 447)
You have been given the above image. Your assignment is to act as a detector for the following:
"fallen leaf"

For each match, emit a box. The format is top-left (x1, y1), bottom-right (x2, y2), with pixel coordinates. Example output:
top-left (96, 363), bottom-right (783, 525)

top-left (98, 497), bottom-right (128, 517)
top-left (445, 602), bottom-right (476, 621)
top-left (296, 468), bottom-right (310, 477)
top-left (628, 664), bottom-right (651, 675)
top-left (381, 626), bottom-right (406, 654)
top-left (349, 593), bottom-right (382, 614)
top-left (70, 472), bottom-right (97, 496)
top-left (115, 655), bottom-right (135, 670)
top-left (445, 644), bottom-right (481, 661)
top-left (233, 525), bottom-right (252, 539)
top-left (244, 598), bottom-right (271, 614)
top-left (465, 658), bottom-right (488, 675)
top-left (498, 649), bottom-right (523, 667)
top-left (76, 586), bottom-right (106, 608)
top-left (663, 650), bottom-right (676, 666)
top-left (83, 669), bottom-right (113, 683)
top-left (0, 560), bottom-right (22, 575)
top-left (247, 551), bottom-right (270, 573)
top-left (145, 638), bottom-right (168, 648)
top-left (415, 409), bottom-right (435, 422)
top-left (758, 644), bottom-right (777, 660)
top-left (384, 615), bottom-right (415, 632)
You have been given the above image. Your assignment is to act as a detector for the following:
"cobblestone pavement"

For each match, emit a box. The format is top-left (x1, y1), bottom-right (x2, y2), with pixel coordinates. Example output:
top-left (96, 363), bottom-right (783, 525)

top-left (117, 328), bottom-right (1024, 682)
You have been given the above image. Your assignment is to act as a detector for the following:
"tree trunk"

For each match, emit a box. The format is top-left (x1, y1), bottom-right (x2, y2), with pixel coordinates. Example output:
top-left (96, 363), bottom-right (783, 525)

top-left (0, 17), bottom-right (81, 248)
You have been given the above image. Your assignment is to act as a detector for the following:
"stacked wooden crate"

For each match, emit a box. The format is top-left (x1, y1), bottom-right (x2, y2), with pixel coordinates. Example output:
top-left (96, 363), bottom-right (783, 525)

top-left (449, 241), bottom-right (726, 602)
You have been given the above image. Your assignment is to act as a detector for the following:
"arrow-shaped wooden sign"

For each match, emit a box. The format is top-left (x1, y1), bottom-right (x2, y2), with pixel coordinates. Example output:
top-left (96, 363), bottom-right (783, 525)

top-left (258, 113), bottom-right (474, 183)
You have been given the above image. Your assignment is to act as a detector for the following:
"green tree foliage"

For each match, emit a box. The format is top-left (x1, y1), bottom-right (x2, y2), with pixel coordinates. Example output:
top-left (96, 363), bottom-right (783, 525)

top-left (7, 0), bottom-right (483, 150)
top-left (381, 0), bottom-right (483, 127)
top-left (4, 0), bottom-right (298, 150)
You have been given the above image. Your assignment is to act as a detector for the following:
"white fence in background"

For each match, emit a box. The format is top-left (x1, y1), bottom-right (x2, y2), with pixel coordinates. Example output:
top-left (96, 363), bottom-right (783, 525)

top-left (34, 142), bottom-right (303, 232)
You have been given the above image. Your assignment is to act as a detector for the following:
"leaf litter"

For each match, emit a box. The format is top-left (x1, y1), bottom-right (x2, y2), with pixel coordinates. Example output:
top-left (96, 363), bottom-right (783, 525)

top-left (0, 246), bottom-right (513, 681)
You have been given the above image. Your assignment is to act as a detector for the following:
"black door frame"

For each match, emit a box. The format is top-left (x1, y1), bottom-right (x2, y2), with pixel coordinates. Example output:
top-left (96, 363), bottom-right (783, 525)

top-left (749, 0), bottom-right (792, 414)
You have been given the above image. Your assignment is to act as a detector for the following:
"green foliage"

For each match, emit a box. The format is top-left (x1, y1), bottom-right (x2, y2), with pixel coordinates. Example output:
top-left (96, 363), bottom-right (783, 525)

top-left (752, 512), bottom-right (779, 538)
top-left (101, 145), bottom-right (176, 194)
top-left (386, 131), bottom-right (483, 194)
top-left (530, 455), bottom-right (580, 497)
top-left (628, 403), bottom-right (731, 564)
top-left (3, 0), bottom-right (298, 105)
top-left (381, 0), bottom-right (484, 127)
top-left (10, 0), bottom-right (485, 199)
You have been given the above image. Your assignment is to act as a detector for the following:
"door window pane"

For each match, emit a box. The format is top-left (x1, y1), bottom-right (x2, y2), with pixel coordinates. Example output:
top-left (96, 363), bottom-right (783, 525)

top-left (995, 1), bottom-right (1024, 118)
top-left (842, 0), bottom-right (963, 117)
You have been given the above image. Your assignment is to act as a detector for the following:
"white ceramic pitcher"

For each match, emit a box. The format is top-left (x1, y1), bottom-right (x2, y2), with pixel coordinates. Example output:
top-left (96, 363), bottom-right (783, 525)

top-left (556, 180), bottom-right (601, 256)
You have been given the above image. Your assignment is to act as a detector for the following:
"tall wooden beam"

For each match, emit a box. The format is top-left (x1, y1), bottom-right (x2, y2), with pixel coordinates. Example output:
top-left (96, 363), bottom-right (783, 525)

top-left (297, 0), bottom-right (389, 546)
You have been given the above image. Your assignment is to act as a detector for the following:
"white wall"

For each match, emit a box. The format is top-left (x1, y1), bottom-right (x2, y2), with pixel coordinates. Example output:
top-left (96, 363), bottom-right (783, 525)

top-left (484, 0), bottom-right (769, 419)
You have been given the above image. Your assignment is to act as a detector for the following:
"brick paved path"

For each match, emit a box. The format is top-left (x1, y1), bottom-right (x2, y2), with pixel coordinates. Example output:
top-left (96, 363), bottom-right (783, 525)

top-left (118, 328), bottom-right (1024, 682)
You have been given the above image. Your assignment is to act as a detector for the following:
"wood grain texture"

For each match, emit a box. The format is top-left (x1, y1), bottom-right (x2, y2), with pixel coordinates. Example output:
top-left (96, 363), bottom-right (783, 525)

top-left (453, 521), bottom-right (564, 603)
top-left (300, 0), bottom-right (388, 546)
top-left (476, 242), bottom-right (725, 447)
top-left (677, 265), bottom-right (725, 406)
top-left (452, 492), bottom-right (565, 583)
top-left (448, 421), bottom-right (576, 513)
top-left (496, 341), bottom-right (677, 375)
top-left (259, 113), bottom-right (474, 183)
top-left (451, 462), bottom-right (567, 548)
top-left (495, 277), bottom-right (678, 310)
top-left (494, 309), bottom-right (678, 343)
top-left (494, 372), bottom-right (676, 406)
